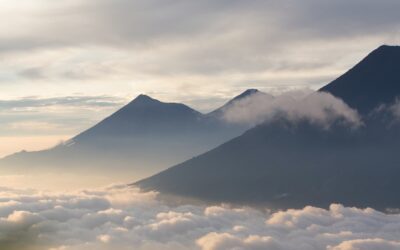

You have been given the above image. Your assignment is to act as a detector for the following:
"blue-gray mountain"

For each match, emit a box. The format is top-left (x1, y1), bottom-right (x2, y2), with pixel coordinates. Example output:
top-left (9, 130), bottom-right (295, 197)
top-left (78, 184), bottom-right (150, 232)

top-left (320, 45), bottom-right (400, 114)
top-left (0, 90), bottom-right (260, 179)
top-left (136, 45), bottom-right (400, 211)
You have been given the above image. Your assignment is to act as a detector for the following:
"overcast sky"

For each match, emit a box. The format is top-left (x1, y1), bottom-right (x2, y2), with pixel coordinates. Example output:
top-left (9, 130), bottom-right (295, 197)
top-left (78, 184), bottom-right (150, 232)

top-left (0, 0), bottom-right (399, 155)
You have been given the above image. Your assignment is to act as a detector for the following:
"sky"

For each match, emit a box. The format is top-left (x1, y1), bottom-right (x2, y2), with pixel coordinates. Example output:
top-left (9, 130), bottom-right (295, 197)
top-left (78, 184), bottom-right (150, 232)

top-left (0, 0), bottom-right (400, 156)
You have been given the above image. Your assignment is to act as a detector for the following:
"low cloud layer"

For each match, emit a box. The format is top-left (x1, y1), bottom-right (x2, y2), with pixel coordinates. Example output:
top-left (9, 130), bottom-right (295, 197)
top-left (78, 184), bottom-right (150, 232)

top-left (0, 185), bottom-right (399, 250)
top-left (223, 91), bottom-right (362, 128)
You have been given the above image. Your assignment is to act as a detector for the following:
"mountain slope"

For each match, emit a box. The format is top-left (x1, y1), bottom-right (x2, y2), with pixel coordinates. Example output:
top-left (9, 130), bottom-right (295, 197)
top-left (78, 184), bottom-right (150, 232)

top-left (137, 114), bottom-right (400, 210)
top-left (136, 45), bottom-right (400, 210)
top-left (320, 45), bottom-right (400, 114)
top-left (75, 94), bottom-right (203, 141)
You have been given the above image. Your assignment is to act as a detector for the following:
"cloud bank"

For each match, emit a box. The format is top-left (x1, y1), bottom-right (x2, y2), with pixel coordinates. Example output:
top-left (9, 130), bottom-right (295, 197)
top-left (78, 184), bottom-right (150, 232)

top-left (0, 185), bottom-right (399, 250)
top-left (222, 91), bottom-right (362, 128)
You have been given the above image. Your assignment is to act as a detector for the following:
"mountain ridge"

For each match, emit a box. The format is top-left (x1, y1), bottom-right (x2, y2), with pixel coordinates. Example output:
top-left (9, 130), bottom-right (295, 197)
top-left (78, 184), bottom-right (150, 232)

top-left (136, 45), bottom-right (400, 210)
top-left (0, 89), bottom-right (262, 180)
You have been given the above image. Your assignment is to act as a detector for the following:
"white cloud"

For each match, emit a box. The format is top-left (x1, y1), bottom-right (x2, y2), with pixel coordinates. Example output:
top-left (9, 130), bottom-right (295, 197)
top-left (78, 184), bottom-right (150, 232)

top-left (197, 233), bottom-right (282, 250)
top-left (0, 185), bottom-right (399, 250)
top-left (327, 238), bottom-right (400, 250)
top-left (388, 98), bottom-right (400, 120)
top-left (222, 90), bottom-right (362, 128)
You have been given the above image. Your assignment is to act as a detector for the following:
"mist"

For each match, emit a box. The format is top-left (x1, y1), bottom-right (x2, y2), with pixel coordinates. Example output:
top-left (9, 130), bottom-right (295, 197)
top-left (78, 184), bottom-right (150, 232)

top-left (222, 90), bottom-right (362, 129)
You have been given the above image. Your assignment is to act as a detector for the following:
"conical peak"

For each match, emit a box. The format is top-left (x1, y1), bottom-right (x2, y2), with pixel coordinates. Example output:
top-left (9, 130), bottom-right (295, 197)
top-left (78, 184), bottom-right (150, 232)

top-left (319, 44), bottom-right (400, 114)
top-left (233, 89), bottom-right (260, 101)
top-left (126, 94), bottom-right (163, 106)
top-left (134, 94), bottom-right (156, 102)
top-left (374, 44), bottom-right (400, 53)
top-left (362, 44), bottom-right (400, 64)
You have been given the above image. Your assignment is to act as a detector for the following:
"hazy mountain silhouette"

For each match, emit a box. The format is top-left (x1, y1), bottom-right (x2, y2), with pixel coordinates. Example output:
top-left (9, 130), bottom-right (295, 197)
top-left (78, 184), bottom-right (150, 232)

top-left (320, 45), bottom-right (400, 114)
top-left (0, 90), bottom-right (260, 179)
top-left (137, 45), bottom-right (400, 210)
top-left (76, 94), bottom-right (203, 140)
top-left (207, 89), bottom-right (274, 118)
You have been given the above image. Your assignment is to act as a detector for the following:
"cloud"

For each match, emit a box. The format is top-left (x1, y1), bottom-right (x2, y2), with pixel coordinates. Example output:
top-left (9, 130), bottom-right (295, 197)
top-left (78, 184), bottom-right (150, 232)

top-left (197, 233), bottom-right (281, 250)
top-left (368, 98), bottom-right (400, 126)
top-left (1, 0), bottom-right (399, 53)
top-left (0, 0), bottom-right (399, 103)
top-left (222, 90), bottom-right (362, 128)
top-left (0, 96), bottom-right (125, 111)
top-left (0, 185), bottom-right (399, 250)
top-left (327, 239), bottom-right (400, 250)
top-left (387, 98), bottom-right (400, 120)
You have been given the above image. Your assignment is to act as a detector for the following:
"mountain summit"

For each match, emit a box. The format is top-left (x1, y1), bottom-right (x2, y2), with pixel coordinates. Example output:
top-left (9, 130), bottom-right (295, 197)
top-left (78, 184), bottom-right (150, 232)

top-left (129, 94), bottom-right (161, 105)
top-left (231, 89), bottom-right (260, 101)
top-left (76, 94), bottom-right (202, 140)
top-left (320, 45), bottom-right (400, 114)
top-left (207, 89), bottom-right (272, 118)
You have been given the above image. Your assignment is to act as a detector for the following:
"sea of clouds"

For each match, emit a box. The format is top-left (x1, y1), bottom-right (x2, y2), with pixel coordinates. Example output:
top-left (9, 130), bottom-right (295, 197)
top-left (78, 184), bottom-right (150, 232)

top-left (0, 184), bottom-right (400, 250)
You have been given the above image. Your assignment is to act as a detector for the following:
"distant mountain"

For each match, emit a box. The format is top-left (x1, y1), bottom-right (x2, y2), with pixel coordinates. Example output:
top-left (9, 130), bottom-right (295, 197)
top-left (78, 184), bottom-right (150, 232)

top-left (0, 90), bottom-right (261, 179)
top-left (76, 94), bottom-right (203, 141)
top-left (320, 45), bottom-right (400, 114)
top-left (136, 45), bottom-right (400, 210)
top-left (207, 89), bottom-right (274, 118)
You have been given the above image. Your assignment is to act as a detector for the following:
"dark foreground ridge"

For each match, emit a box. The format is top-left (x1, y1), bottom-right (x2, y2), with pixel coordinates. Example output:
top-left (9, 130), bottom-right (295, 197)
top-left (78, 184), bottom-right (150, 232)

top-left (136, 45), bottom-right (400, 211)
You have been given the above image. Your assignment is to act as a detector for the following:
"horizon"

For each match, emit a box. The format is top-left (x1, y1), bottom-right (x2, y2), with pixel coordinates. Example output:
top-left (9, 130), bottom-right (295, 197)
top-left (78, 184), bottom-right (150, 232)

top-left (1, 0), bottom-right (399, 157)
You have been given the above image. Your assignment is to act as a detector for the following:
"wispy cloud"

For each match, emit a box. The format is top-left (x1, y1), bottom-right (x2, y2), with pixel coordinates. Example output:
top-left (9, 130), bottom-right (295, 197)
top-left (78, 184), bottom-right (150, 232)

top-left (222, 90), bottom-right (362, 129)
top-left (0, 95), bottom-right (125, 111)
